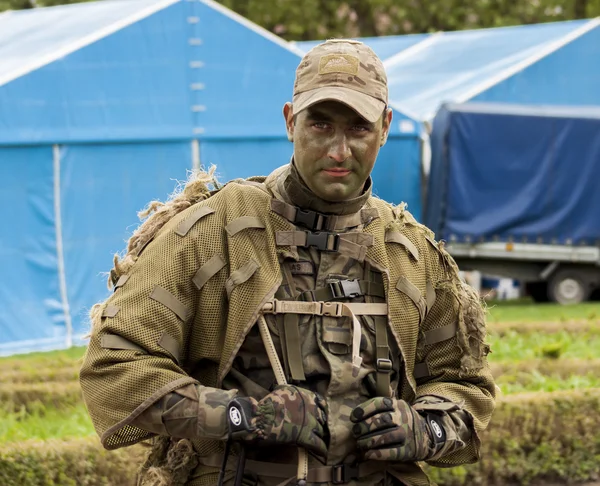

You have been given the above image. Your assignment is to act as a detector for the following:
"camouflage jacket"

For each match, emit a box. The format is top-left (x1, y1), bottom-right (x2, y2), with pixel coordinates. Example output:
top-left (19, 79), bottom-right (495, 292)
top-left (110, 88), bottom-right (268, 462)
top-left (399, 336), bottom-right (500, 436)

top-left (80, 165), bottom-right (496, 486)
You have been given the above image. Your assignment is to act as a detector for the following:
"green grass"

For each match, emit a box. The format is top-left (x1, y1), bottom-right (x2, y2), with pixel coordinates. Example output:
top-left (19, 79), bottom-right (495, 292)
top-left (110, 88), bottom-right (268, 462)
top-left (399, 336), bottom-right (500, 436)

top-left (495, 370), bottom-right (600, 394)
top-left (0, 346), bottom-right (86, 363)
top-left (0, 403), bottom-right (95, 443)
top-left (0, 346), bottom-right (86, 376)
top-left (488, 329), bottom-right (600, 361)
top-left (486, 299), bottom-right (600, 323)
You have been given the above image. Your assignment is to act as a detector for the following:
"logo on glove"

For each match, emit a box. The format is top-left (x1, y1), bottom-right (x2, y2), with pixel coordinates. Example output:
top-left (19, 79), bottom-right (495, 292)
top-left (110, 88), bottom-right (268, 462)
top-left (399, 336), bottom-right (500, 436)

top-left (430, 419), bottom-right (443, 439)
top-left (229, 406), bottom-right (242, 426)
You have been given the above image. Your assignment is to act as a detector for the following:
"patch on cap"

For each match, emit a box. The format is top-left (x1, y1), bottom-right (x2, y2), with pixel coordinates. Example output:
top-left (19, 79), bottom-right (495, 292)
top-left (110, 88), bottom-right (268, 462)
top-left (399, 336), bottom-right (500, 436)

top-left (318, 54), bottom-right (359, 75)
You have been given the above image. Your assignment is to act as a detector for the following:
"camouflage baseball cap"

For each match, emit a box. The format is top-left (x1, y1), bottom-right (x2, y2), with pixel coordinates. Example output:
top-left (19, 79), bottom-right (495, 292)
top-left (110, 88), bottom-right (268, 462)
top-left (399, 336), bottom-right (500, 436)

top-left (293, 39), bottom-right (388, 123)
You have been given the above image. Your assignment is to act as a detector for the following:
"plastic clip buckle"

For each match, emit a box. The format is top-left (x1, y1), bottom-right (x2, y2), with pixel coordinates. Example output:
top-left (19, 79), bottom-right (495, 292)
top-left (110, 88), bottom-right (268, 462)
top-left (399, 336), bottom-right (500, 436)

top-left (306, 232), bottom-right (340, 252)
top-left (332, 464), bottom-right (359, 484)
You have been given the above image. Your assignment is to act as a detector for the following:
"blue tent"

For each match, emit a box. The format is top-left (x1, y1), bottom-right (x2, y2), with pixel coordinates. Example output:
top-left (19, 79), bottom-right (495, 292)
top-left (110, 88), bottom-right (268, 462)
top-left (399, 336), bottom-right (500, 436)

top-left (2, 1), bottom-right (599, 355)
top-left (0, 0), bottom-right (309, 355)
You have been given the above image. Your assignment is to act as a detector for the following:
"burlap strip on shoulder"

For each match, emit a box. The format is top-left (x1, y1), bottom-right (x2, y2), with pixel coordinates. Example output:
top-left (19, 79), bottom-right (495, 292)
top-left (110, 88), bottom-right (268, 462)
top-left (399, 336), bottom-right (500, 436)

top-left (385, 230), bottom-right (419, 261)
top-left (193, 254), bottom-right (227, 290)
top-left (225, 216), bottom-right (265, 236)
top-left (175, 206), bottom-right (215, 237)
top-left (149, 286), bottom-right (190, 322)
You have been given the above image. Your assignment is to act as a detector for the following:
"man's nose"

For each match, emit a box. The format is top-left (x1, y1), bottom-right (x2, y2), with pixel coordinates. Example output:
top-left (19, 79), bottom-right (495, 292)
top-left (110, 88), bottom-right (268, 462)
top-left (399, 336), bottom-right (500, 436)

top-left (328, 134), bottom-right (351, 163)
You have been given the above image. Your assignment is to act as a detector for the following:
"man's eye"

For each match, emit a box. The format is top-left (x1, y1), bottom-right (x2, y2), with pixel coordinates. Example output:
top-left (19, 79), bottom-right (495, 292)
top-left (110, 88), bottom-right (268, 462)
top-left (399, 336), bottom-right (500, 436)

top-left (313, 122), bottom-right (329, 129)
top-left (351, 125), bottom-right (369, 132)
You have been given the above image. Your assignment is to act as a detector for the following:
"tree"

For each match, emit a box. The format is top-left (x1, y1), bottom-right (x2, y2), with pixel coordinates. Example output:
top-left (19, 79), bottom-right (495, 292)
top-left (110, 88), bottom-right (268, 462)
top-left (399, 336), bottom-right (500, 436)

top-left (2, 0), bottom-right (600, 38)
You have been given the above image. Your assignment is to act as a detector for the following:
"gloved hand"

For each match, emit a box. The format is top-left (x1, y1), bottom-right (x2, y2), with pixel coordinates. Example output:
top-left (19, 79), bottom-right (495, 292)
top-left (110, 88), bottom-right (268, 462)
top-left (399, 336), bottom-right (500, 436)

top-left (351, 397), bottom-right (446, 462)
top-left (227, 385), bottom-right (328, 456)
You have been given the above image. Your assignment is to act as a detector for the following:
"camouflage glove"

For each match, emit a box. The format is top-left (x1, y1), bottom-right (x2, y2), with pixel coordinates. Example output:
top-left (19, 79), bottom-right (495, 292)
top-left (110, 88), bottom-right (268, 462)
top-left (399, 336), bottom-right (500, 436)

top-left (351, 397), bottom-right (446, 462)
top-left (227, 385), bottom-right (328, 456)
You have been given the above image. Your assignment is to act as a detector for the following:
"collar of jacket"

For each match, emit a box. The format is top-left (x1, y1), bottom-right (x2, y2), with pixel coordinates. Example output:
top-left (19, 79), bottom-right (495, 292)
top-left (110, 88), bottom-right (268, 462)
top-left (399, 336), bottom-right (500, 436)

top-left (267, 162), bottom-right (372, 216)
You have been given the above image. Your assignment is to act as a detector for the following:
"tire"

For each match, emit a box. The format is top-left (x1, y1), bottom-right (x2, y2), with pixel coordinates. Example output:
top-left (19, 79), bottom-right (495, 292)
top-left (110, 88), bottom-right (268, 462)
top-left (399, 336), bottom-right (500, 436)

top-left (525, 282), bottom-right (549, 303)
top-left (548, 270), bottom-right (591, 304)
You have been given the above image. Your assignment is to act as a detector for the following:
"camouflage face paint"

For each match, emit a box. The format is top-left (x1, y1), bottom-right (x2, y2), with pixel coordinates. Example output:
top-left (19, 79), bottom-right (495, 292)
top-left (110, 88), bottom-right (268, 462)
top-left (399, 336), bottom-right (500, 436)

top-left (290, 101), bottom-right (390, 202)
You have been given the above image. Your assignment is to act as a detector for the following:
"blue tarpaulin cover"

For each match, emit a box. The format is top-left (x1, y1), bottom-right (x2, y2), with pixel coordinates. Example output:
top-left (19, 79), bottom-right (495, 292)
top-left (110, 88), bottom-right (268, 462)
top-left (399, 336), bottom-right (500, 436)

top-left (425, 103), bottom-right (600, 245)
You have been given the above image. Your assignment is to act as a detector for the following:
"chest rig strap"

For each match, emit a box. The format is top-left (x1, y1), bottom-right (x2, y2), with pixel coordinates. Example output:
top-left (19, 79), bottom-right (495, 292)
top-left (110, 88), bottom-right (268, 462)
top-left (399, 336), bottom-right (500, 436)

top-left (275, 231), bottom-right (370, 262)
top-left (364, 261), bottom-right (392, 397)
top-left (298, 278), bottom-right (385, 302)
top-left (263, 300), bottom-right (389, 378)
top-left (270, 199), bottom-right (379, 232)
top-left (280, 263), bottom-right (306, 382)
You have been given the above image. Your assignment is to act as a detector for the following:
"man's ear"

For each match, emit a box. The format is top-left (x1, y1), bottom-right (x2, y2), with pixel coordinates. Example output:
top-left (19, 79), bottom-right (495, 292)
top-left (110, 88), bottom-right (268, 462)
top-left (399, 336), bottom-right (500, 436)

top-left (380, 108), bottom-right (393, 147)
top-left (283, 102), bottom-right (294, 142)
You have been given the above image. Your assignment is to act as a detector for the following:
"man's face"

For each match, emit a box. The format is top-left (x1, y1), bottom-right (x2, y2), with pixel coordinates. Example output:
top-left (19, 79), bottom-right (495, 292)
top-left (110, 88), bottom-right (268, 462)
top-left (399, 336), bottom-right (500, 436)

top-left (284, 100), bottom-right (392, 202)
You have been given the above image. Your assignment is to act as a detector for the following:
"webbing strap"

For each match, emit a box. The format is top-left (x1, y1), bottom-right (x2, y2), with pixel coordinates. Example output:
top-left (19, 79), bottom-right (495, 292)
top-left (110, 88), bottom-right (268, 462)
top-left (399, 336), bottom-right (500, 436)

top-left (150, 286), bottom-right (190, 322)
top-left (225, 216), bottom-right (265, 236)
top-left (193, 254), bottom-right (226, 290)
top-left (276, 231), bottom-right (339, 251)
top-left (299, 279), bottom-right (385, 302)
top-left (158, 331), bottom-right (180, 364)
top-left (423, 321), bottom-right (458, 345)
top-left (374, 316), bottom-right (391, 396)
top-left (414, 361), bottom-right (430, 379)
top-left (262, 300), bottom-right (388, 317)
top-left (385, 231), bottom-right (419, 261)
top-left (199, 454), bottom-right (388, 482)
top-left (270, 200), bottom-right (327, 231)
top-left (175, 206), bottom-right (215, 236)
top-left (225, 260), bottom-right (260, 297)
top-left (102, 305), bottom-right (120, 318)
top-left (337, 232), bottom-right (374, 248)
top-left (426, 281), bottom-right (437, 314)
top-left (281, 263), bottom-right (305, 382)
top-left (100, 333), bottom-right (145, 353)
top-left (270, 199), bottom-right (379, 231)
top-left (395, 277), bottom-right (426, 321)
top-left (113, 275), bottom-right (129, 291)
top-left (275, 231), bottom-right (369, 260)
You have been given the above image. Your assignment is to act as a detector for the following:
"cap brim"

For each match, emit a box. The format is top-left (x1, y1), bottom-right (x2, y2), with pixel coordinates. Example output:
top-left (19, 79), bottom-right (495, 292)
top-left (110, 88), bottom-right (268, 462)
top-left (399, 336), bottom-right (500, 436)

top-left (293, 87), bottom-right (386, 123)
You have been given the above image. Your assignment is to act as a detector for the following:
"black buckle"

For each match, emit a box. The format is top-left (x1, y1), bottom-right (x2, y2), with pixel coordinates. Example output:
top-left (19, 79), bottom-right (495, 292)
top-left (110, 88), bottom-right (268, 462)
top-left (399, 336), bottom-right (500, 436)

top-left (306, 232), bottom-right (340, 252)
top-left (332, 464), bottom-right (359, 484)
top-left (330, 279), bottom-right (362, 299)
top-left (294, 209), bottom-right (326, 231)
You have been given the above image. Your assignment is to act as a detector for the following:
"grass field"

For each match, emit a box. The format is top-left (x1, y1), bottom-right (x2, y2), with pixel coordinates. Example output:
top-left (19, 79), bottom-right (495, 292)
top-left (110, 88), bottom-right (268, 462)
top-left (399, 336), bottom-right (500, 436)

top-left (0, 403), bottom-right (94, 443)
top-left (1, 300), bottom-right (598, 446)
top-left (485, 298), bottom-right (600, 323)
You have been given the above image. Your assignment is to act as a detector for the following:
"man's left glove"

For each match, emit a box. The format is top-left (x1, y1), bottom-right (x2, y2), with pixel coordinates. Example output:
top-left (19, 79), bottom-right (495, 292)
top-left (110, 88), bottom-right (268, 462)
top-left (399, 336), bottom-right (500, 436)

top-left (350, 397), bottom-right (447, 462)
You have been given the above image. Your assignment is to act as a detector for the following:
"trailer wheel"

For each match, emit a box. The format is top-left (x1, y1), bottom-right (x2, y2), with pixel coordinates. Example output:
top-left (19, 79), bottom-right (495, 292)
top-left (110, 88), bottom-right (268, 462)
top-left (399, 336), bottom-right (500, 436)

top-left (526, 282), bottom-right (549, 302)
top-left (548, 270), bottom-right (590, 304)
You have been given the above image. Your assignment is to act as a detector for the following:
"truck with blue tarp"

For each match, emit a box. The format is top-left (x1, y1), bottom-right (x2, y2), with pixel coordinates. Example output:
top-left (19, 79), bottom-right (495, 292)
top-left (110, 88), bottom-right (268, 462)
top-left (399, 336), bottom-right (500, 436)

top-left (424, 102), bottom-right (600, 303)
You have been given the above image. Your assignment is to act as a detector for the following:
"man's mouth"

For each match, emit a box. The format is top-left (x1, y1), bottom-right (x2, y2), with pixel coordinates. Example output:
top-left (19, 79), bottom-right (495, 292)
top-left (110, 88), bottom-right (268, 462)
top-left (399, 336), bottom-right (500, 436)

top-left (323, 168), bottom-right (351, 177)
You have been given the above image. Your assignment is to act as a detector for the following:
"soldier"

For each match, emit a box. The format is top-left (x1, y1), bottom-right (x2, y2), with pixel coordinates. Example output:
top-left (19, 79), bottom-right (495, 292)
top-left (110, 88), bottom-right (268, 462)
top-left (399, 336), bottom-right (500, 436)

top-left (80, 39), bottom-right (496, 486)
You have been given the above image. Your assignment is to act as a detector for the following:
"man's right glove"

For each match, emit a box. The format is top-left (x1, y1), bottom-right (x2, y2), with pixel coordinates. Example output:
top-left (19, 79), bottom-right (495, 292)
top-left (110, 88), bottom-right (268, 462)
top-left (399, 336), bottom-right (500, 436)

top-left (226, 384), bottom-right (328, 456)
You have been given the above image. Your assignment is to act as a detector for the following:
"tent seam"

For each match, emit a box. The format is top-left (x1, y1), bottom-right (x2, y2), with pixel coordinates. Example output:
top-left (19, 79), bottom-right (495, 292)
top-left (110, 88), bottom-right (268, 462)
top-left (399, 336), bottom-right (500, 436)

top-left (53, 144), bottom-right (73, 348)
